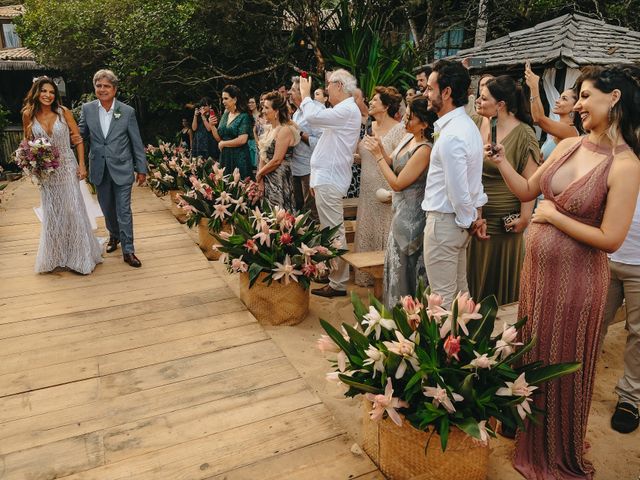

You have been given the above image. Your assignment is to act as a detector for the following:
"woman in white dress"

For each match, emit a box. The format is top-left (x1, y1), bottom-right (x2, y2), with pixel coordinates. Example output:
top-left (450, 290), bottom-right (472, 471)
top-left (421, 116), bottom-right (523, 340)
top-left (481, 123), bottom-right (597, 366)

top-left (22, 77), bottom-right (103, 274)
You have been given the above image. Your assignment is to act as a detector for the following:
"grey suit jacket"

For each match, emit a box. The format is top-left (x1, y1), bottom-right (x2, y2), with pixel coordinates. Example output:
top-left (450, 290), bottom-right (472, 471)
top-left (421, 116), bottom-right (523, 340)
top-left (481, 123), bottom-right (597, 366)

top-left (79, 99), bottom-right (147, 186)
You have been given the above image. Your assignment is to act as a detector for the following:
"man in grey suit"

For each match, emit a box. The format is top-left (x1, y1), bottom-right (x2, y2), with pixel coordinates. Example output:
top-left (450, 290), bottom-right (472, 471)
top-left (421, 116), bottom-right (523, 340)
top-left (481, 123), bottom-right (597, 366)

top-left (79, 69), bottom-right (147, 267)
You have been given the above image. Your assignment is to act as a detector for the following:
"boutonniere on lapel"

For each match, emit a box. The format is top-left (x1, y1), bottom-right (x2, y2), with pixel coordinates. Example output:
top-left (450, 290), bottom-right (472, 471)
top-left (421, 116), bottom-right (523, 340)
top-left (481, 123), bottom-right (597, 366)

top-left (113, 107), bottom-right (122, 120)
top-left (432, 132), bottom-right (440, 143)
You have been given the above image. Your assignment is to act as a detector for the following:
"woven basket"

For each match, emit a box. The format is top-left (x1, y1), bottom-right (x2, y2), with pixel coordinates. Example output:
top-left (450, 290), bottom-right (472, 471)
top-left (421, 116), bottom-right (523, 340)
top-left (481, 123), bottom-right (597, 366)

top-left (168, 189), bottom-right (188, 224)
top-left (362, 400), bottom-right (489, 480)
top-left (197, 218), bottom-right (231, 261)
top-left (239, 272), bottom-right (309, 326)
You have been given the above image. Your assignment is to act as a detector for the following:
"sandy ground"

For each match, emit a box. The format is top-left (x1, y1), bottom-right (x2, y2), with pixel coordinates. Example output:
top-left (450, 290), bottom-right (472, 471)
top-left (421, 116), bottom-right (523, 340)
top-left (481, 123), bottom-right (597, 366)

top-left (187, 202), bottom-right (639, 479)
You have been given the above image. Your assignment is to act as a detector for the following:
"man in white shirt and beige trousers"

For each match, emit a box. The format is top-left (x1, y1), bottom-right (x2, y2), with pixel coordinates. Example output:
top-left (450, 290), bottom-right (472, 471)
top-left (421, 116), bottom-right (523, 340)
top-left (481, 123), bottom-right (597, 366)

top-left (299, 69), bottom-right (361, 297)
top-left (423, 60), bottom-right (487, 305)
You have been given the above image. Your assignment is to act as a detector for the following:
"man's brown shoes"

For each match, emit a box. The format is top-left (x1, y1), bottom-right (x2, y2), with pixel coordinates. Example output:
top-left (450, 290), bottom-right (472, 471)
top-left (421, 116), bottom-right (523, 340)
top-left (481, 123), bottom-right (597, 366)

top-left (123, 253), bottom-right (142, 268)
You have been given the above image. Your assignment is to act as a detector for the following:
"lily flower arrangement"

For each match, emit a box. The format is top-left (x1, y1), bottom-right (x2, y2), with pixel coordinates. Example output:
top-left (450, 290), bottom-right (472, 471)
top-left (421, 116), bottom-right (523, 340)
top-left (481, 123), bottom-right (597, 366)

top-left (144, 141), bottom-right (186, 170)
top-left (318, 284), bottom-right (581, 451)
top-left (178, 162), bottom-right (261, 233)
top-left (214, 204), bottom-right (346, 290)
top-left (147, 150), bottom-right (212, 196)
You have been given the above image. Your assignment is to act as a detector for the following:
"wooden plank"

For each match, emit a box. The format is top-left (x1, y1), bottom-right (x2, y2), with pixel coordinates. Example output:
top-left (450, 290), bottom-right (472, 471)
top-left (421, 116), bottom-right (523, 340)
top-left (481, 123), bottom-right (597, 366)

top-left (0, 287), bottom-right (237, 339)
top-left (0, 433), bottom-right (105, 480)
top-left (342, 251), bottom-right (385, 269)
top-left (0, 258), bottom-right (207, 299)
top-left (0, 297), bottom-right (245, 356)
top-left (58, 404), bottom-right (344, 480)
top-left (1, 271), bottom-right (226, 321)
top-left (0, 356), bottom-right (298, 455)
top-left (205, 435), bottom-right (379, 480)
top-left (0, 357), bottom-right (99, 398)
top-left (98, 321), bottom-right (267, 375)
top-left (103, 378), bottom-right (319, 463)
top-left (0, 339), bottom-right (282, 424)
top-left (0, 310), bottom-right (256, 376)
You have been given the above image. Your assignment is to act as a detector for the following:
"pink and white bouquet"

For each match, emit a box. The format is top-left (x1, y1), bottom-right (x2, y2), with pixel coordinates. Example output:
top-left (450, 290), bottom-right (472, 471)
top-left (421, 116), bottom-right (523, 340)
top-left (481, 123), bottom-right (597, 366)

top-left (178, 162), bottom-right (261, 233)
top-left (318, 286), bottom-right (581, 451)
top-left (214, 204), bottom-right (346, 290)
top-left (147, 150), bottom-right (212, 195)
top-left (14, 137), bottom-right (60, 180)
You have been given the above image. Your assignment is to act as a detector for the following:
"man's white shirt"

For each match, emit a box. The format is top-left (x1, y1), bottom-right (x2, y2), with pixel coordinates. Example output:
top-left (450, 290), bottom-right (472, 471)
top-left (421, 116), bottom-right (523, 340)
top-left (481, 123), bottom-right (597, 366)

top-left (98, 99), bottom-right (115, 139)
top-left (299, 96), bottom-right (361, 196)
top-left (421, 106), bottom-right (487, 228)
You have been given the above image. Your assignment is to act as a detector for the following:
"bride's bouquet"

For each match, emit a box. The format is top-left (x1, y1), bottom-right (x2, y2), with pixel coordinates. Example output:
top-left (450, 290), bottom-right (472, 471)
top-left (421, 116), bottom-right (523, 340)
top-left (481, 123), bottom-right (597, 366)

top-left (14, 137), bottom-right (60, 180)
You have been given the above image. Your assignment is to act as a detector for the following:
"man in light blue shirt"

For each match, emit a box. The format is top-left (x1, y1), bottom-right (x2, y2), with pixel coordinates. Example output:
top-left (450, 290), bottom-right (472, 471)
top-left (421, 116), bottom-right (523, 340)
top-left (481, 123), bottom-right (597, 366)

top-left (289, 76), bottom-right (323, 219)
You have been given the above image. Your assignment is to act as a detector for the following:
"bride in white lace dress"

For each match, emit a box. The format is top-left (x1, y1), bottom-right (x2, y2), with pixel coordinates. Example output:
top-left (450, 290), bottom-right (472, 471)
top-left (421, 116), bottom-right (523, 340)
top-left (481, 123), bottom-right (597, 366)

top-left (22, 77), bottom-right (103, 274)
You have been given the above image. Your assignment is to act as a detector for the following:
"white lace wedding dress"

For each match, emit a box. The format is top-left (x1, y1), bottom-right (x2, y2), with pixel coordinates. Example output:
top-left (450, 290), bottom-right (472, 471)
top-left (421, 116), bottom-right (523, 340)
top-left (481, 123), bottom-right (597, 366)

top-left (33, 113), bottom-right (103, 274)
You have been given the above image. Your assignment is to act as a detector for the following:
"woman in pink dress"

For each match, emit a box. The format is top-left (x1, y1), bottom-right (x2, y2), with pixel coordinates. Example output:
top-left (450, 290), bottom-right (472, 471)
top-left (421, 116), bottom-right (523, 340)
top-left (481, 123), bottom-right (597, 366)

top-left (488, 64), bottom-right (640, 479)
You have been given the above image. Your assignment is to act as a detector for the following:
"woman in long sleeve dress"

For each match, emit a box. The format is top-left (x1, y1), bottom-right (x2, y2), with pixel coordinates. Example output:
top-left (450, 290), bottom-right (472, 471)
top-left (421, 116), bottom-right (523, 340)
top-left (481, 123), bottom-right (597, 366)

top-left (354, 86), bottom-right (406, 286)
top-left (488, 65), bottom-right (640, 480)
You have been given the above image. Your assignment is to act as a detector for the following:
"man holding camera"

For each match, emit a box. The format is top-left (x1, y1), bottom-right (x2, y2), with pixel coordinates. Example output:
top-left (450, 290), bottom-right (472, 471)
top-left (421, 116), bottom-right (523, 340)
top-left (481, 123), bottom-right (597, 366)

top-left (298, 69), bottom-right (361, 298)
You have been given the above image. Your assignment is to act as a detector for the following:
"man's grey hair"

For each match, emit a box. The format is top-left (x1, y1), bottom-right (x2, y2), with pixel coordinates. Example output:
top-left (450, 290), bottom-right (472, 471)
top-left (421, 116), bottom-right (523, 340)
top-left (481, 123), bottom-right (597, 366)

top-left (290, 76), bottom-right (300, 87)
top-left (93, 69), bottom-right (119, 87)
top-left (329, 69), bottom-right (357, 95)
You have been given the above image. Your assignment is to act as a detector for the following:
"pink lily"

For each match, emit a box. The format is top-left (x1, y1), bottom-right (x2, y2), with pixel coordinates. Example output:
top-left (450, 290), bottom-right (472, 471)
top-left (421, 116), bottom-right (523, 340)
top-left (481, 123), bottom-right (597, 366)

top-left (272, 254), bottom-right (302, 285)
top-left (363, 345), bottom-right (386, 377)
top-left (439, 292), bottom-right (480, 338)
top-left (469, 351), bottom-right (497, 369)
top-left (298, 242), bottom-right (317, 258)
top-left (365, 378), bottom-right (409, 426)
top-left (496, 373), bottom-right (538, 419)
top-left (316, 334), bottom-right (341, 353)
top-left (231, 256), bottom-right (248, 273)
top-left (212, 203), bottom-right (230, 221)
top-left (253, 220), bottom-right (276, 247)
top-left (383, 330), bottom-right (420, 378)
top-left (401, 295), bottom-right (423, 330)
top-left (423, 384), bottom-right (464, 413)
top-left (426, 292), bottom-right (451, 319)
top-left (495, 324), bottom-right (523, 360)
top-left (443, 335), bottom-right (461, 361)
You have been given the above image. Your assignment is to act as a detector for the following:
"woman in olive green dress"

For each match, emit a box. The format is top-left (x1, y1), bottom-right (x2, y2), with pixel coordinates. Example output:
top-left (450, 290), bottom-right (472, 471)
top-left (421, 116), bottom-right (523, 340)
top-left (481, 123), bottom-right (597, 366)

top-left (210, 84), bottom-right (253, 180)
top-left (469, 76), bottom-right (540, 305)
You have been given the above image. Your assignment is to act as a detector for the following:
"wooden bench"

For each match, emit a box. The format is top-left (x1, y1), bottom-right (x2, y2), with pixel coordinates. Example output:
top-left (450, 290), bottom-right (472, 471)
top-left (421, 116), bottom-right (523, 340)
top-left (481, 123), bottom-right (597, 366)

top-left (342, 250), bottom-right (385, 299)
top-left (343, 197), bottom-right (358, 220)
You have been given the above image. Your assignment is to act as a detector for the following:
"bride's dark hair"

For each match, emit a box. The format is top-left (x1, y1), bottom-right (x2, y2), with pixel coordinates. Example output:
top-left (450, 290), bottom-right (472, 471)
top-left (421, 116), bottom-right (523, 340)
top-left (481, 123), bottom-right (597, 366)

top-left (21, 77), bottom-right (62, 139)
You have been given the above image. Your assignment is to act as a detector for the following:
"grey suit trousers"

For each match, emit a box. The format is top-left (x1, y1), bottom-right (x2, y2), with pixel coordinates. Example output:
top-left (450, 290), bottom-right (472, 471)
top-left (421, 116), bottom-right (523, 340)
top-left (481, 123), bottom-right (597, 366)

top-left (97, 167), bottom-right (135, 254)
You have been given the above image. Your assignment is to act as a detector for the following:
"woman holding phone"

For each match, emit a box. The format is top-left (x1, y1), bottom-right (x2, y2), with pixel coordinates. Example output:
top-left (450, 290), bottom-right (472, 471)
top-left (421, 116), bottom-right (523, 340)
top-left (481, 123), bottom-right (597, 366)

top-left (524, 60), bottom-right (581, 161)
top-left (469, 75), bottom-right (539, 305)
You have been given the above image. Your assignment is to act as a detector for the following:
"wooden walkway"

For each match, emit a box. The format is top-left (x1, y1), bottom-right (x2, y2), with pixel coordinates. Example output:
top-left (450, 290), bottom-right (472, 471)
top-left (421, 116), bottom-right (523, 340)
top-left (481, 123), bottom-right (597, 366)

top-left (0, 180), bottom-right (381, 479)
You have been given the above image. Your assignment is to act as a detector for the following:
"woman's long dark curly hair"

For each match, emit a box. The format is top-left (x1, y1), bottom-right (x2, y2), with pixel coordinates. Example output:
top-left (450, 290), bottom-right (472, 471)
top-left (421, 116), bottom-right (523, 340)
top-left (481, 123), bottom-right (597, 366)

top-left (21, 77), bottom-right (62, 139)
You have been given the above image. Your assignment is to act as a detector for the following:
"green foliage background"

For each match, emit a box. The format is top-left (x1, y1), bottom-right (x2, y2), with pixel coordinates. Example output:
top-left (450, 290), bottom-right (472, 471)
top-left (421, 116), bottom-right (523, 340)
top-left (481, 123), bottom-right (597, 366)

top-left (13, 0), bottom-right (640, 139)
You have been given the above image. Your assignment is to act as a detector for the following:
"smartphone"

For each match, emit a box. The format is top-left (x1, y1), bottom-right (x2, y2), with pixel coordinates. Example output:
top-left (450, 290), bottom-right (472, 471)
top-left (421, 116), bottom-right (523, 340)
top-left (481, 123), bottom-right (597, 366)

top-left (467, 57), bottom-right (487, 68)
top-left (490, 117), bottom-right (498, 154)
